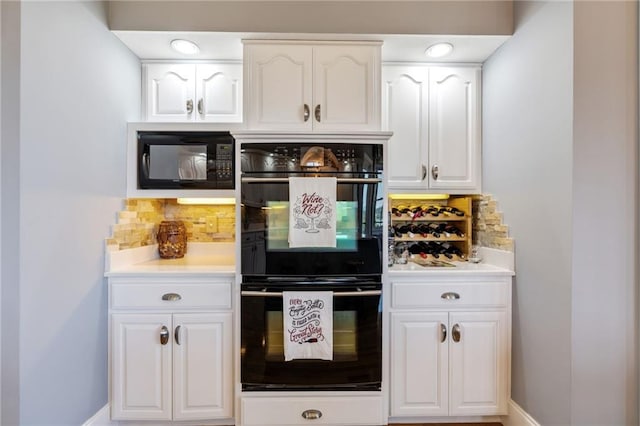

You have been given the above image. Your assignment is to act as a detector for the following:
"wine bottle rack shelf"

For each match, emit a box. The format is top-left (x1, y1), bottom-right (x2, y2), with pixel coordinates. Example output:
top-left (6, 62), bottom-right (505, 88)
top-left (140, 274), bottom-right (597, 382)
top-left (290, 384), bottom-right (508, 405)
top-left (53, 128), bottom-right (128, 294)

top-left (389, 195), bottom-right (473, 263)
top-left (394, 236), bottom-right (467, 242)
top-left (409, 253), bottom-right (466, 264)
top-left (391, 214), bottom-right (467, 222)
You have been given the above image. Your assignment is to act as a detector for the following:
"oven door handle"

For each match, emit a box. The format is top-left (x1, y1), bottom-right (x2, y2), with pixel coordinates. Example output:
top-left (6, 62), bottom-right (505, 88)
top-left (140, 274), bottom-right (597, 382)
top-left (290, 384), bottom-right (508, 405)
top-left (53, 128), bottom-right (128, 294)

top-left (241, 290), bottom-right (382, 297)
top-left (241, 177), bottom-right (382, 184)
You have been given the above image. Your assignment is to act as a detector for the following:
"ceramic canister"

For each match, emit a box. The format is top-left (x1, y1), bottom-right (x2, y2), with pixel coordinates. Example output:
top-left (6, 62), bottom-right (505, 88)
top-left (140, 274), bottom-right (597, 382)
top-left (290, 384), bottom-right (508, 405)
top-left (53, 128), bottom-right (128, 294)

top-left (157, 220), bottom-right (187, 259)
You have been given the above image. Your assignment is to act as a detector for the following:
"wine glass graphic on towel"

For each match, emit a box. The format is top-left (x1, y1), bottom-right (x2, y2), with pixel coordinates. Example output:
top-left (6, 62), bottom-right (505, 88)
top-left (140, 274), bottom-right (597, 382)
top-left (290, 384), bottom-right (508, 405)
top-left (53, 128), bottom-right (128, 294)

top-left (294, 192), bottom-right (332, 233)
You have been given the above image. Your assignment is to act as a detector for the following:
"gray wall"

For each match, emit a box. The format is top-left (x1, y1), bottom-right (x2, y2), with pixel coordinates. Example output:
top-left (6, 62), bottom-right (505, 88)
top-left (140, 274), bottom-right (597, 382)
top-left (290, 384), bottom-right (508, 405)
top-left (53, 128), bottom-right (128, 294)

top-left (483, 2), bottom-right (574, 423)
top-left (571, 2), bottom-right (637, 424)
top-left (108, 0), bottom-right (513, 35)
top-left (483, 1), bottom-right (638, 424)
top-left (17, 2), bottom-right (140, 424)
top-left (1, 1), bottom-right (21, 425)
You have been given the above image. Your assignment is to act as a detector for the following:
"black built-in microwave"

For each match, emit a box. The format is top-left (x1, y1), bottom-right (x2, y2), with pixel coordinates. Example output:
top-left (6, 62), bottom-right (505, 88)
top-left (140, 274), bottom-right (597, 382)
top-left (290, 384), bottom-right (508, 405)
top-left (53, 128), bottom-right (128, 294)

top-left (137, 131), bottom-right (235, 189)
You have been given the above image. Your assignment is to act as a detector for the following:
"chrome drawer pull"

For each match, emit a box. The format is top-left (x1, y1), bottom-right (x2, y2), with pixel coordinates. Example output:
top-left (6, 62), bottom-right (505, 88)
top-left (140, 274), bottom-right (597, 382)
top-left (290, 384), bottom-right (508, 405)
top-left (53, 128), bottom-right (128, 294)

top-left (162, 293), bottom-right (182, 302)
top-left (441, 292), bottom-right (460, 300)
top-left (302, 409), bottom-right (322, 420)
top-left (440, 323), bottom-right (447, 343)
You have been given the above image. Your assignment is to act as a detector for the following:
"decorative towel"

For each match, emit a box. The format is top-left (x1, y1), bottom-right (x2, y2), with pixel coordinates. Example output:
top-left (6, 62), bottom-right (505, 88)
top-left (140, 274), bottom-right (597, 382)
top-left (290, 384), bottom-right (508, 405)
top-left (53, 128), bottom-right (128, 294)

top-left (289, 177), bottom-right (337, 248)
top-left (283, 291), bottom-right (333, 361)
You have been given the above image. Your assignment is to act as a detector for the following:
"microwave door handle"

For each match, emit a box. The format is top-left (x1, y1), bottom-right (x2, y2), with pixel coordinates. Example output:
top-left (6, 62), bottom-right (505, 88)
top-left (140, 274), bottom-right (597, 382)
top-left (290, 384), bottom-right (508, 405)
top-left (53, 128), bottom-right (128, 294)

top-left (240, 290), bottom-right (382, 297)
top-left (142, 152), bottom-right (150, 177)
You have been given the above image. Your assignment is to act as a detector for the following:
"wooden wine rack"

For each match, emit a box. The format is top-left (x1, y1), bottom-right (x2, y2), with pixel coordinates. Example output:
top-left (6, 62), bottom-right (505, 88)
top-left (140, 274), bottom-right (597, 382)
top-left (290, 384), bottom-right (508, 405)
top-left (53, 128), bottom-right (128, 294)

top-left (389, 195), bottom-right (472, 263)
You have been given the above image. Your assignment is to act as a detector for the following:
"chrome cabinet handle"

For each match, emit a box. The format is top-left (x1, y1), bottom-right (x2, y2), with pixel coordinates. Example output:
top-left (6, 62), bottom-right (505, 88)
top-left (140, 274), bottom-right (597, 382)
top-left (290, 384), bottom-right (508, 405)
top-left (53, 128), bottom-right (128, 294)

top-left (174, 325), bottom-right (181, 345)
top-left (314, 104), bottom-right (321, 122)
top-left (432, 164), bottom-right (439, 180)
top-left (441, 292), bottom-right (460, 300)
top-left (422, 165), bottom-right (427, 181)
top-left (452, 323), bottom-right (461, 343)
top-left (186, 99), bottom-right (194, 114)
top-left (440, 323), bottom-right (447, 343)
top-left (160, 326), bottom-right (169, 345)
top-left (303, 104), bottom-right (310, 122)
top-left (197, 98), bottom-right (204, 115)
top-left (162, 293), bottom-right (182, 302)
top-left (301, 409), bottom-right (322, 420)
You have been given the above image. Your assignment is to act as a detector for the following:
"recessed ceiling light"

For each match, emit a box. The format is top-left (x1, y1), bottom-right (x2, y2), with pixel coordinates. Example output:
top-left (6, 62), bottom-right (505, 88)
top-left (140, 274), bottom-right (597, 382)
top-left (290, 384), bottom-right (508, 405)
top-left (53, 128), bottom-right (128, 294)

top-left (170, 39), bottom-right (200, 55)
top-left (425, 42), bottom-right (454, 58)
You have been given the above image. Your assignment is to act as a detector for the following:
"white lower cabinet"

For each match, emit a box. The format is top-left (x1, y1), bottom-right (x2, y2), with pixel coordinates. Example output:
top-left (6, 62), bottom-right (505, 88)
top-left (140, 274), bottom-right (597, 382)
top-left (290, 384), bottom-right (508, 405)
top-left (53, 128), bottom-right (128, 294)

top-left (389, 277), bottom-right (511, 419)
top-left (240, 395), bottom-right (384, 426)
top-left (109, 277), bottom-right (233, 422)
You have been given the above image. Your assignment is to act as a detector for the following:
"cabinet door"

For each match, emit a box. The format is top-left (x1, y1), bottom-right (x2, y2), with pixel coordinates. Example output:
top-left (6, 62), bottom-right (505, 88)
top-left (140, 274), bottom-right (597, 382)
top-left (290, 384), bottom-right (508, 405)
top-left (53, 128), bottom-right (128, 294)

top-left (144, 64), bottom-right (196, 122)
top-left (196, 64), bottom-right (243, 123)
top-left (390, 312), bottom-right (448, 417)
top-left (173, 313), bottom-right (233, 420)
top-left (245, 44), bottom-right (313, 130)
top-left (382, 65), bottom-right (429, 190)
top-left (448, 311), bottom-right (508, 416)
top-left (111, 314), bottom-right (173, 421)
top-left (428, 67), bottom-right (481, 192)
top-left (313, 45), bottom-right (380, 131)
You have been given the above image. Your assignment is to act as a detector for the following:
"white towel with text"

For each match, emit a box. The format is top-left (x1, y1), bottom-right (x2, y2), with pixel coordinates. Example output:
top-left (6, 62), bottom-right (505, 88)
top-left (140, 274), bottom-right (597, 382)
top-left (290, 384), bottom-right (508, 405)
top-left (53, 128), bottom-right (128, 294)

top-left (288, 177), bottom-right (337, 248)
top-left (283, 291), bottom-right (333, 361)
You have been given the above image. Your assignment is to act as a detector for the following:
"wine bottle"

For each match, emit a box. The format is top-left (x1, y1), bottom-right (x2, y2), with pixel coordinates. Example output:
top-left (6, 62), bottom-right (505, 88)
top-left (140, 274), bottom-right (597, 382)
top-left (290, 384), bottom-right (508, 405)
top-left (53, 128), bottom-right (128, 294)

top-left (444, 225), bottom-right (465, 237)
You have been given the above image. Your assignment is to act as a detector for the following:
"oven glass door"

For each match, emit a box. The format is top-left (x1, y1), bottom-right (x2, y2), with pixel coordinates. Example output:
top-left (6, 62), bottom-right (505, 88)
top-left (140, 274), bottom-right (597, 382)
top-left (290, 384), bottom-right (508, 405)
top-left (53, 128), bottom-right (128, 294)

top-left (241, 178), bottom-right (383, 277)
top-left (241, 283), bottom-right (382, 391)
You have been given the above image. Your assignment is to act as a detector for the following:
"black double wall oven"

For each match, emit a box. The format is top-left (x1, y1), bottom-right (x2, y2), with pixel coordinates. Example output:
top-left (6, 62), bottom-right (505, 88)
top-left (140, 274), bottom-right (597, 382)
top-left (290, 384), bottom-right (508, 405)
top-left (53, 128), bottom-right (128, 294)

top-left (240, 142), bottom-right (384, 391)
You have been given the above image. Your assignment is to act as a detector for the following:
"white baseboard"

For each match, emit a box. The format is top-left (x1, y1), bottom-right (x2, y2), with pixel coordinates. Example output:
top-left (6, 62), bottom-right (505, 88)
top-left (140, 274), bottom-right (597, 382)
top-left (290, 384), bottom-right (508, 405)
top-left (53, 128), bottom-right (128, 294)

top-left (83, 404), bottom-right (116, 426)
top-left (88, 399), bottom-right (537, 426)
top-left (502, 399), bottom-right (540, 426)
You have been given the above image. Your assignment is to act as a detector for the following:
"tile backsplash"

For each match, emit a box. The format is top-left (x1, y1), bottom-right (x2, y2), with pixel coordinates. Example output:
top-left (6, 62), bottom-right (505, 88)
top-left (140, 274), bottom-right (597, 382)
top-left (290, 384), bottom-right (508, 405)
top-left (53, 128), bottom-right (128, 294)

top-left (105, 195), bottom-right (512, 253)
top-left (472, 194), bottom-right (514, 252)
top-left (105, 199), bottom-right (235, 251)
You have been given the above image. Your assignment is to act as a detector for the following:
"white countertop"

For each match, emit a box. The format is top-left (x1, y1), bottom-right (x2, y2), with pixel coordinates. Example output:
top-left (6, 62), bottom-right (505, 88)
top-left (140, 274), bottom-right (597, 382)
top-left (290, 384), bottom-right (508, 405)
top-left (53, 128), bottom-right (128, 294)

top-left (388, 260), bottom-right (514, 276)
top-left (104, 243), bottom-right (514, 278)
top-left (105, 242), bottom-right (235, 277)
top-left (388, 247), bottom-right (515, 276)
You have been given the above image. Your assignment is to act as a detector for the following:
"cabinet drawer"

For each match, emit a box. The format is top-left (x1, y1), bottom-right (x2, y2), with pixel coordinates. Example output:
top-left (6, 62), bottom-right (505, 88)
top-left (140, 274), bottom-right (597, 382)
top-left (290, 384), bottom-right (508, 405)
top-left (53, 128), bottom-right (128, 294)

top-left (110, 281), bottom-right (232, 310)
top-left (391, 281), bottom-right (509, 309)
top-left (241, 395), bottom-right (384, 426)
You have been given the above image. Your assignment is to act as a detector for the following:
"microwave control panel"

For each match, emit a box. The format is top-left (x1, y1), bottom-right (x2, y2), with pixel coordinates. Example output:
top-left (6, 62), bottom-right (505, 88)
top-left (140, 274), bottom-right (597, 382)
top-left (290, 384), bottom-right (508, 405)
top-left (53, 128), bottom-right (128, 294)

top-left (215, 143), bottom-right (234, 187)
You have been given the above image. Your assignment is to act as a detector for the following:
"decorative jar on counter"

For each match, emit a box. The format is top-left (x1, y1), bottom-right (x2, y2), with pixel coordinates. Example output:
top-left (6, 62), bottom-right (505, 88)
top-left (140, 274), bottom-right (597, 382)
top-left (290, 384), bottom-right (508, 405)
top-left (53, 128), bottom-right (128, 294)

top-left (157, 220), bottom-right (187, 259)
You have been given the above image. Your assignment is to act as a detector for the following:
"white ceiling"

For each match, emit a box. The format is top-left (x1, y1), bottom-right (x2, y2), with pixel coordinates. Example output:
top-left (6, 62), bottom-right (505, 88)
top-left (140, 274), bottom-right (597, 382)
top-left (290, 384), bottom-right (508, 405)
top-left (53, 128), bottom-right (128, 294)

top-left (113, 31), bottom-right (510, 63)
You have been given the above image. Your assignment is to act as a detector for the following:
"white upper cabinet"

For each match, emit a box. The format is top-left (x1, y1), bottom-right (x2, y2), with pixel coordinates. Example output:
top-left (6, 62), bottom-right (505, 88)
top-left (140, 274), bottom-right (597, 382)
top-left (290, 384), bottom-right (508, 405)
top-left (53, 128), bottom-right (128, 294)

top-left (382, 65), bottom-right (429, 190)
top-left (244, 41), bottom-right (381, 131)
top-left (428, 67), bottom-right (481, 191)
top-left (383, 64), bottom-right (481, 193)
top-left (143, 62), bottom-right (242, 123)
top-left (312, 45), bottom-right (381, 131)
top-left (244, 44), bottom-right (313, 130)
